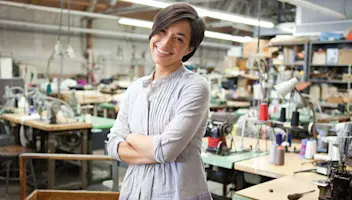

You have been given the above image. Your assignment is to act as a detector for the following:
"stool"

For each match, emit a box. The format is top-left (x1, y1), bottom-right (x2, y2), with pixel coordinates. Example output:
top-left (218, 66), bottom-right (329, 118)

top-left (0, 145), bottom-right (37, 196)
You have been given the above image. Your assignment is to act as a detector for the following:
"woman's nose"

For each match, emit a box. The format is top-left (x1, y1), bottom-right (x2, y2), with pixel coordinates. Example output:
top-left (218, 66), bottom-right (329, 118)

top-left (160, 36), bottom-right (173, 47)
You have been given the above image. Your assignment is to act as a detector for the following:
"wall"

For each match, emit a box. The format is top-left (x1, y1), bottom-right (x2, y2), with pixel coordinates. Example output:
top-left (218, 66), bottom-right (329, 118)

top-left (0, 6), bottom-right (229, 80)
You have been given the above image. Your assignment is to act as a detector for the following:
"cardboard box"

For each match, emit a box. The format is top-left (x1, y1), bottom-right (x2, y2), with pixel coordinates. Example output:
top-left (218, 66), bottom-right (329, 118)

top-left (224, 56), bottom-right (238, 69)
top-left (342, 73), bottom-right (352, 81)
top-left (326, 48), bottom-right (339, 64)
top-left (338, 49), bottom-right (352, 65)
top-left (243, 39), bottom-right (270, 58)
top-left (312, 51), bottom-right (326, 65)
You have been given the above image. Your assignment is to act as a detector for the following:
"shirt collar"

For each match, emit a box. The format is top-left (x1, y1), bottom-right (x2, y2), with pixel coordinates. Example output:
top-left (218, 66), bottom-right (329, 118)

top-left (142, 64), bottom-right (186, 88)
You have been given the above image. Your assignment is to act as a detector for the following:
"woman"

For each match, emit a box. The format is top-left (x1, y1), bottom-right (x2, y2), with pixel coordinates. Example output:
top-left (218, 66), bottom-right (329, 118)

top-left (107, 2), bottom-right (211, 200)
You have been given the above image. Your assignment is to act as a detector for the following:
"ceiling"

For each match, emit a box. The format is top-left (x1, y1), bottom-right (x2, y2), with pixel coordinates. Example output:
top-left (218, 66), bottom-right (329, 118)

top-left (4, 0), bottom-right (296, 37)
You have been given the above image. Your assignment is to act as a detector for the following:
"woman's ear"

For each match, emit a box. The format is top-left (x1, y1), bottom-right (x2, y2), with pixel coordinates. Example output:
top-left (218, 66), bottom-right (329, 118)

top-left (185, 47), bottom-right (193, 56)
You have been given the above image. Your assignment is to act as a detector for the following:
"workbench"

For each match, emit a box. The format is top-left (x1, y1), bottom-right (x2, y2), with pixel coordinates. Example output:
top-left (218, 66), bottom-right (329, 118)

top-left (76, 115), bottom-right (115, 130)
top-left (1, 113), bottom-right (92, 190)
top-left (234, 153), bottom-right (316, 179)
top-left (60, 90), bottom-right (112, 116)
top-left (235, 173), bottom-right (325, 200)
top-left (209, 101), bottom-right (250, 111)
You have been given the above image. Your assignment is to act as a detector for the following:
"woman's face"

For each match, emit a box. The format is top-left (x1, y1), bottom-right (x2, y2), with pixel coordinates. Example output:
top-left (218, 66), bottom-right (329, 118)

top-left (150, 19), bottom-right (193, 67)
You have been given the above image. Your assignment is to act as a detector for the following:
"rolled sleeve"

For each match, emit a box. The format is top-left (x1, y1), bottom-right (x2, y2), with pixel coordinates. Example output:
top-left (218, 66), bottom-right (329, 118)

top-left (107, 88), bottom-right (131, 161)
top-left (153, 78), bottom-right (210, 163)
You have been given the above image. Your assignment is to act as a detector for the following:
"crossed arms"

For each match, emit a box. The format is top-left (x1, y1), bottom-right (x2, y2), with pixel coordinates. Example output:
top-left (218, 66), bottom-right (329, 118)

top-left (107, 81), bottom-right (209, 165)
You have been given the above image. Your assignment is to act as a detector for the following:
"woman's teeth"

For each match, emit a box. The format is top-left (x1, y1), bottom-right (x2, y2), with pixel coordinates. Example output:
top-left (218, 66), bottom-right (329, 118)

top-left (157, 47), bottom-right (170, 55)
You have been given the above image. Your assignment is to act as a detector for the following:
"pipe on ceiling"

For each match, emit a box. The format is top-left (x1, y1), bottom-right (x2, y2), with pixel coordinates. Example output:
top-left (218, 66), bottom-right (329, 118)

top-left (0, 19), bottom-right (235, 49)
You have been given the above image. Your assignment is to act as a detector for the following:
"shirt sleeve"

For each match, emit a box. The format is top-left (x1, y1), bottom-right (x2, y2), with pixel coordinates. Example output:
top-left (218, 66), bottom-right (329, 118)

top-left (107, 88), bottom-right (131, 161)
top-left (152, 79), bottom-right (210, 163)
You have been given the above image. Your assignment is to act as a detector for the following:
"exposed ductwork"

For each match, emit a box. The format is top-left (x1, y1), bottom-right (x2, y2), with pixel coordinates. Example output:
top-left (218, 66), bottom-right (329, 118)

top-left (277, 0), bottom-right (345, 19)
top-left (0, 19), bottom-right (236, 50)
top-left (0, 0), bottom-right (120, 20)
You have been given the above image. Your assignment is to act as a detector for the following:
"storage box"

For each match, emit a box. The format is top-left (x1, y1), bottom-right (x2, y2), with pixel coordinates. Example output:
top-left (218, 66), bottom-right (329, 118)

top-left (342, 73), bottom-right (352, 81)
top-left (243, 39), bottom-right (270, 58)
top-left (312, 51), bottom-right (326, 65)
top-left (224, 56), bottom-right (238, 69)
top-left (338, 49), bottom-right (352, 65)
top-left (326, 48), bottom-right (339, 64)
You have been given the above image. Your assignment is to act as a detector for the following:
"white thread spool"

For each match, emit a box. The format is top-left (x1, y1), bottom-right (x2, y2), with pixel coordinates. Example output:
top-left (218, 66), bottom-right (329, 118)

top-left (328, 140), bottom-right (340, 161)
top-left (305, 139), bottom-right (317, 159)
top-left (269, 143), bottom-right (277, 164)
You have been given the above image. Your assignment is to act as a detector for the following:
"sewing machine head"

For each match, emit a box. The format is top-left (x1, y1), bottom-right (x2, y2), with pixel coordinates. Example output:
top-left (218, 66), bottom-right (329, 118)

top-left (205, 112), bottom-right (236, 156)
top-left (315, 122), bottom-right (352, 200)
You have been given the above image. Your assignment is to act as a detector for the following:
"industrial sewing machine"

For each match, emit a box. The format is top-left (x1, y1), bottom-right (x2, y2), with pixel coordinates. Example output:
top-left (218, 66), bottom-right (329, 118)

top-left (205, 112), bottom-right (236, 156)
top-left (315, 123), bottom-right (352, 200)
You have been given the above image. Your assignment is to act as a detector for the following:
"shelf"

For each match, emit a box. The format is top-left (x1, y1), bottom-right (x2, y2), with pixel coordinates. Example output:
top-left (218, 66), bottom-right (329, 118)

top-left (310, 40), bottom-right (352, 45)
top-left (269, 41), bottom-right (308, 46)
top-left (310, 64), bottom-right (351, 67)
top-left (310, 79), bottom-right (351, 84)
top-left (273, 63), bottom-right (304, 66)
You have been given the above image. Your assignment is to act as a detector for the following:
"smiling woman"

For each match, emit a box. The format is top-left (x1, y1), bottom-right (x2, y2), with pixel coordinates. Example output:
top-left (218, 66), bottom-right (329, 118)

top-left (107, 2), bottom-right (211, 200)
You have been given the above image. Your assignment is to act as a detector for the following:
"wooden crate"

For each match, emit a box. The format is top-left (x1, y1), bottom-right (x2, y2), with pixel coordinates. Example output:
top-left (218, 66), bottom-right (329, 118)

top-left (27, 190), bottom-right (120, 200)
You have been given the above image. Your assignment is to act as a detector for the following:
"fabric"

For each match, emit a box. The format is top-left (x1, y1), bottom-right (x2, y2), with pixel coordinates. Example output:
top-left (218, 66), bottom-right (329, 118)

top-left (107, 66), bottom-right (212, 200)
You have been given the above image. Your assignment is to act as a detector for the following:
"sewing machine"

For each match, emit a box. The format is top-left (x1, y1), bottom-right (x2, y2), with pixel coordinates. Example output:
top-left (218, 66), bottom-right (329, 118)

top-left (315, 123), bottom-right (352, 200)
top-left (205, 112), bottom-right (236, 156)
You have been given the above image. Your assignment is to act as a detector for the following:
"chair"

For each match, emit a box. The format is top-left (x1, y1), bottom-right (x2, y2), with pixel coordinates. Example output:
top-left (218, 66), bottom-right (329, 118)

top-left (0, 120), bottom-right (37, 196)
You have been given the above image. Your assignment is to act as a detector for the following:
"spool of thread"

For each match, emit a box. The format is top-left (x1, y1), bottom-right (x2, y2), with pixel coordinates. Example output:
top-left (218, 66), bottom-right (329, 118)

top-left (338, 104), bottom-right (346, 113)
top-left (305, 139), bottom-right (317, 159)
top-left (300, 139), bottom-right (307, 158)
top-left (276, 133), bottom-right (283, 146)
top-left (259, 103), bottom-right (268, 121)
top-left (274, 146), bottom-right (285, 165)
top-left (328, 141), bottom-right (340, 161)
top-left (279, 108), bottom-right (286, 122)
top-left (269, 143), bottom-right (277, 164)
top-left (287, 133), bottom-right (292, 147)
top-left (291, 111), bottom-right (300, 126)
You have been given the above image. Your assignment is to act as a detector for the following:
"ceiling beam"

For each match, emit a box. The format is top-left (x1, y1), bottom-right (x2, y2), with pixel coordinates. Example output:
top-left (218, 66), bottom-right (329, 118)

top-left (277, 0), bottom-right (345, 19)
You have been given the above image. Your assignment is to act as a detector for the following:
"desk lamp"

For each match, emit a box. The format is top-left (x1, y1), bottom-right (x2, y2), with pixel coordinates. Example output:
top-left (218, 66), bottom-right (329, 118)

top-left (274, 78), bottom-right (315, 136)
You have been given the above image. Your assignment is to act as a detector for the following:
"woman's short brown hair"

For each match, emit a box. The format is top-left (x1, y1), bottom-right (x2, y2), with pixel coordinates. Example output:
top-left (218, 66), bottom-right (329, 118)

top-left (149, 3), bottom-right (206, 62)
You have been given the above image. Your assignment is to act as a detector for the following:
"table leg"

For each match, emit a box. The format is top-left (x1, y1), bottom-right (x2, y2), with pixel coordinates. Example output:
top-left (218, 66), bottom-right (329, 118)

top-left (223, 183), bottom-right (227, 197)
top-left (48, 133), bottom-right (56, 189)
top-left (93, 104), bottom-right (97, 116)
top-left (81, 129), bottom-right (88, 189)
top-left (103, 108), bottom-right (107, 118)
top-left (112, 161), bottom-right (119, 191)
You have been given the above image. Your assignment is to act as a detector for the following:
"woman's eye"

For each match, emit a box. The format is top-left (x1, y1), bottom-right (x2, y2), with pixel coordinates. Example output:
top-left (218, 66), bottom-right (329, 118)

top-left (175, 37), bottom-right (183, 42)
top-left (160, 29), bottom-right (166, 33)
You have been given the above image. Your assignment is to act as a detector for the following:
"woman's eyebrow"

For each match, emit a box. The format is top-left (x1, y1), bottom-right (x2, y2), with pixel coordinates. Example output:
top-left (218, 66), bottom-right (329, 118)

top-left (176, 33), bottom-right (187, 39)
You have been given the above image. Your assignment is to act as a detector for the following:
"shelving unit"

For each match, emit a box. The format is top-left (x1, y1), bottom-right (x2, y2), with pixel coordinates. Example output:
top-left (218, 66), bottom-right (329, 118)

top-left (268, 40), bottom-right (309, 81)
top-left (308, 40), bottom-right (352, 91)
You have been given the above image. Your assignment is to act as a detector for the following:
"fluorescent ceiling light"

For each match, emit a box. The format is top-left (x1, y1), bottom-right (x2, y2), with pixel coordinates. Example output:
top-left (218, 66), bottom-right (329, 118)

top-left (121, 0), bottom-right (170, 8)
top-left (120, 0), bottom-right (274, 28)
top-left (119, 18), bottom-right (153, 28)
top-left (118, 17), bottom-right (252, 43)
top-left (205, 31), bottom-right (252, 43)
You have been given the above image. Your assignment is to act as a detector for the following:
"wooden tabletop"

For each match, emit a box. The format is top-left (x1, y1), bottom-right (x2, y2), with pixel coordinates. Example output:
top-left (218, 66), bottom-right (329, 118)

top-left (234, 153), bottom-right (316, 179)
top-left (235, 173), bottom-right (326, 200)
top-left (210, 101), bottom-right (250, 109)
top-left (2, 114), bottom-right (92, 132)
top-left (60, 90), bottom-right (112, 104)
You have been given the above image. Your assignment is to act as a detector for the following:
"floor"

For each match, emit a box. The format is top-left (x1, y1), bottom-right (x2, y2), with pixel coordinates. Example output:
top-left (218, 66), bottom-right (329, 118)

top-left (0, 150), bottom-right (234, 200)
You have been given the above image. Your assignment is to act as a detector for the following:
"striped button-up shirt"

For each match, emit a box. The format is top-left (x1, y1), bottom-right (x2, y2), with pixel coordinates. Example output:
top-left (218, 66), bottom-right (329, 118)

top-left (107, 65), bottom-right (212, 200)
